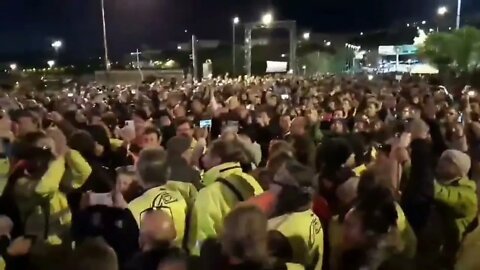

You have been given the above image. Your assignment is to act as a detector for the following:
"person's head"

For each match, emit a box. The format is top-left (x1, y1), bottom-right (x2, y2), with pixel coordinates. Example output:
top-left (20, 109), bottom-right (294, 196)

top-left (268, 140), bottom-right (294, 158)
top-left (156, 250), bottom-right (188, 270)
top-left (137, 148), bottom-right (170, 187)
top-left (290, 116), bottom-right (307, 137)
top-left (436, 149), bottom-right (471, 182)
top-left (174, 117), bottom-right (193, 138)
top-left (279, 114), bottom-right (291, 132)
top-left (221, 206), bottom-right (269, 264)
top-left (202, 139), bottom-right (249, 170)
top-left (133, 108), bottom-right (150, 135)
top-left (445, 107), bottom-right (459, 123)
top-left (365, 102), bottom-right (379, 118)
top-left (139, 210), bottom-right (176, 252)
top-left (191, 99), bottom-right (204, 114)
top-left (266, 151), bottom-right (295, 176)
top-left (115, 165), bottom-right (137, 194)
top-left (271, 160), bottom-right (316, 213)
top-left (333, 109), bottom-right (344, 120)
top-left (353, 120), bottom-right (368, 133)
top-left (342, 187), bottom-right (397, 250)
top-left (69, 130), bottom-right (96, 158)
top-left (173, 104), bottom-right (187, 118)
top-left (69, 238), bottom-right (118, 270)
top-left (142, 126), bottom-right (162, 149)
top-left (26, 131), bottom-right (56, 154)
top-left (330, 119), bottom-right (346, 134)
top-left (16, 110), bottom-right (39, 136)
top-left (166, 136), bottom-right (193, 163)
top-left (86, 125), bottom-right (111, 157)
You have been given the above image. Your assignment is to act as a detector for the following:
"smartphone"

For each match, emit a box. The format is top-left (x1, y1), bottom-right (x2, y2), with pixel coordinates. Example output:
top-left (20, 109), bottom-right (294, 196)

top-left (458, 113), bottom-right (464, 123)
top-left (281, 94), bottom-right (289, 100)
top-left (89, 192), bottom-right (113, 206)
top-left (67, 93), bottom-right (74, 97)
top-left (125, 120), bottom-right (134, 130)
top-left (199, 119), bottom-right (212, 129)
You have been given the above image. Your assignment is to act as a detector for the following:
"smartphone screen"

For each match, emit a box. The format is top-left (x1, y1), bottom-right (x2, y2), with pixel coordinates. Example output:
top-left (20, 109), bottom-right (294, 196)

top-left (199, 119), bottom-right (212, 129)
top-left (89, 193), bottom-right (113, 206)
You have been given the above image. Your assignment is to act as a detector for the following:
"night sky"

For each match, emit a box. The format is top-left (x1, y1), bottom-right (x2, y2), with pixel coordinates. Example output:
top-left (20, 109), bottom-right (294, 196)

top-left (0, 0), bottom-right (478, 61)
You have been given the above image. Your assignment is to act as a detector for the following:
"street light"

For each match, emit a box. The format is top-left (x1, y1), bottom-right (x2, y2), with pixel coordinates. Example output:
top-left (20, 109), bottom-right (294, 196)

top-left (325, 41), bottom-right (331, 46)
top-left (9, 64), bottom-right (17, 71)
top-left (232, 16), bottom-right (240, 76)
top-left (51, 40), bottom-right (62, 51)
top-left (100, 0), bottom-right (111, 72)
top-left (422, 20), bottom-right (427, 25)
top-left (438, 6), bottom-right (448, 16)
top-left (262, 12), bottom-right (273, 26)
top-left (47, 60), bottom-right (55, 68)
top-left (233, 17), bottom-right (240, 25)
top-left (177, 45), bottom-right (182, 50)
top-left (302, 32), bottom-right (310, 40)
top-left (360, 32), bottom-right (364, 36)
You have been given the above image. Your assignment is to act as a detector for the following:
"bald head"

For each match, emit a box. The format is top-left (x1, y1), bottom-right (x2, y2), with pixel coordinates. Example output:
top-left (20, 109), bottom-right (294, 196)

top-left (140, 210), bottom-right (176, 251)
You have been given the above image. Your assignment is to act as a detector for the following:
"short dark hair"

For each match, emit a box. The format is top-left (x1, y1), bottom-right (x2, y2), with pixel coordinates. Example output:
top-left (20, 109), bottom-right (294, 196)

top-left (133, 108), bottom-right (149, 121)
top-left (137, 148), bottom-right (169, 186)
top-left (174, 117), bottom-right (192, 129)
top-left (69, 238), bottom-right (118, 270)
top-left (144, 126), bottom-right (162, 139)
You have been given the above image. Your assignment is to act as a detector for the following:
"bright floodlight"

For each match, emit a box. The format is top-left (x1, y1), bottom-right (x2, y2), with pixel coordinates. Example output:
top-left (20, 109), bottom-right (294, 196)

top-left (177, 45), bottom-right (182, 50)
top-left (437, 6), bottom-right (448, 16)
top-left (51, 40), bottom-right (62, 50)
top-left (325, 41), bottom-right (331, 46)
top-left (303, 32), bottom-right (310, 40)
top-left (421, 20), bottom-right (427, 25)
top-left (233, 17), bottom-right (240, 24)
top-left (47, 60), bottom-right (55, 68)
top-left (262, 12), bottom-right (273, 25)
top-left (9, 63), bottom-right (17, 71)
top-left (360, 32), bottom-right (364, 36)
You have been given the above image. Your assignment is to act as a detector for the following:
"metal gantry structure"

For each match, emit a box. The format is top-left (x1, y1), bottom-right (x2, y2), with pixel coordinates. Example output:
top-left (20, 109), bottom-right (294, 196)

top-left (243, 20), bottom-right (297, 76)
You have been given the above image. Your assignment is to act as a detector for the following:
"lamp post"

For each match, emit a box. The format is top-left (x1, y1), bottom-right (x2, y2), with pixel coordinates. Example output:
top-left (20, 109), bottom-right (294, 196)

top-left (130, 49), bottom-right (143, 81)
top-left (232, 16), bottom-right (240, 76)
top-left (456, 0), bottom-right (462, 29)
top-left (100, 0), bottom-right (111, 72)
top-left (262, 12), bottom-right (273, 26)
top-left (47, 60), bottom-right (55, 69)
top-left (437, 6), bottom-right (448, 32)
top-left (302, 32), bottom-right (310, 40)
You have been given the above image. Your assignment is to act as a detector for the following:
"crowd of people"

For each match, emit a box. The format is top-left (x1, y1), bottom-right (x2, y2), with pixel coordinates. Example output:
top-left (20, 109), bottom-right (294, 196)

top-left (0, 73), bottom-right (477, 270)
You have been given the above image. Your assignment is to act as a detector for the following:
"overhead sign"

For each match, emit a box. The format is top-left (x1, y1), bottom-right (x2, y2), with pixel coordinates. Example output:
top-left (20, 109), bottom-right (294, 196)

top-left (266, 61), bottom-right (288, 73)
top-left (378, 45), bottom-right (418, 56)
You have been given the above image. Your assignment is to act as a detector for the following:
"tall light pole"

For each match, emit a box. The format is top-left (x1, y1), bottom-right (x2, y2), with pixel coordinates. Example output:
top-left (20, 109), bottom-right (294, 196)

top-left (101, 0), bottom-right (111, 72)
top-left (437, 6), bottom-right (448, 32)
top-left (130, 49), bottom-right (143, 81)
top-left (302, 32), bottom-right (310, 40)
top-left (262, 12), bottom-right (273, 26)
top-left (232, 17), bottom-right (240, 76)
top-left (456, 0), bottom-right (462, 29)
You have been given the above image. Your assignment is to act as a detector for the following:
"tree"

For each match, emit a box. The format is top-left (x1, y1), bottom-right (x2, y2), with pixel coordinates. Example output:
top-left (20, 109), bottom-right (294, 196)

top-left (419, 27), bottom-right (480, 77)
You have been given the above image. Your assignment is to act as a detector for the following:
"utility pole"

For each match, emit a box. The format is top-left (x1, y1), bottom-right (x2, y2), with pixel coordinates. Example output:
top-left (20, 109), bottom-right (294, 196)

top-left (192, 35), bottom-right (198, 81)
top-left (456, 0), bottom-right (462, 29)
top-left (100, 0), bottom-right (110, 72)
top-left (130, 49), bottom-right (144, 81)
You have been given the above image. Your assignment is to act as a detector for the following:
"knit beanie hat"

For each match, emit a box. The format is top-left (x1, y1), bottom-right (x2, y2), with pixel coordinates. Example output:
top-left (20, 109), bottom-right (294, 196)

top-left (441, 149), bottom-right (471, 177)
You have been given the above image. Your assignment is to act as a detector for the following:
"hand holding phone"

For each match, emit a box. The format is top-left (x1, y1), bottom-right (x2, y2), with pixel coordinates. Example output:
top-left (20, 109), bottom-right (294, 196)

top-left (199, 119), bottom-right (212, 129)
top-left (88, 192), bottom-right (114, 206)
